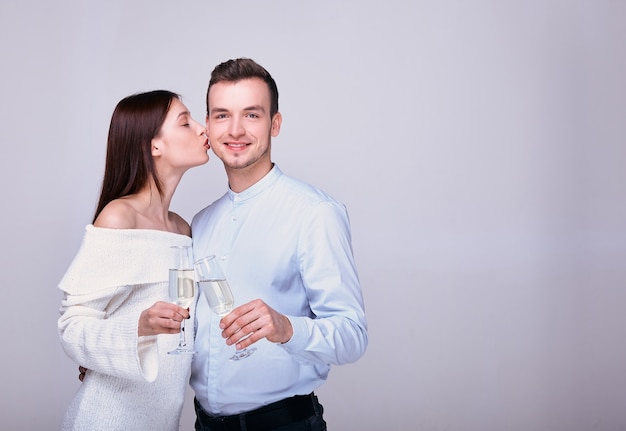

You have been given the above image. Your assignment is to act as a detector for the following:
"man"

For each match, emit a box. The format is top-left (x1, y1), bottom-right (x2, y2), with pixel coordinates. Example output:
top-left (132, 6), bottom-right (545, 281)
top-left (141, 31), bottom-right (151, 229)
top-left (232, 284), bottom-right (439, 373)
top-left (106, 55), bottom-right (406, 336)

top-left (190, 58), bottom-right (368, 430)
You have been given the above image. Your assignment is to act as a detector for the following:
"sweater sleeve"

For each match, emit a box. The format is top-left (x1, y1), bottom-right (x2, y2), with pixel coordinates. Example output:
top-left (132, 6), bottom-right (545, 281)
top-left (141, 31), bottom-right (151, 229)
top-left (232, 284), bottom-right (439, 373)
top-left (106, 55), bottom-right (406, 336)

top-left (57, 226), bottom-right (191, 382)
top-left (58, 284), bottom-right (159, 382)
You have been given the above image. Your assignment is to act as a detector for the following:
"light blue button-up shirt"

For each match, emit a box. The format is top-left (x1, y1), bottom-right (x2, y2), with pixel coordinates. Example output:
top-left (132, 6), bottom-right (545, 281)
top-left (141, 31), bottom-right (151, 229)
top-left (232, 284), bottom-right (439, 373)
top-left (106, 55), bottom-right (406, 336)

top-left (190, 165), bottom-right (368, 416)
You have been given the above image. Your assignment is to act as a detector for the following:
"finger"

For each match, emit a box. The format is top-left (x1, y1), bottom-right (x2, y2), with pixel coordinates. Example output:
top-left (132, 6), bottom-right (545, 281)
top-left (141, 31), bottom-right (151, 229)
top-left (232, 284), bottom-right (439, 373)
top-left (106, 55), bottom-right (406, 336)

top-left (225, 301), bottom-right (267, 334)
top-left (221, 312), bottom-right (256, 339)
top-left (158, 306), bottom-right (188, 323)
top-left (171, 306), bottom-right (190, 320)
top-left (219, 300), bottom-right (260, 328)
top-left (226, 327), bottom-right (247, 345)
top-left (226, 316), bottom-right (264, 347)
top-left (150, 302), bottom-right (188, 319)
top-left (175, 306), bottom-right (190, 320)
top-left (162, 316), bottom-right (185, 332)
top-left (148, 316), bottom-right (185, 335)
top-left (232, 333), bottom-right (251, 349)
top-left (78, 366), bottom-right (86, 382)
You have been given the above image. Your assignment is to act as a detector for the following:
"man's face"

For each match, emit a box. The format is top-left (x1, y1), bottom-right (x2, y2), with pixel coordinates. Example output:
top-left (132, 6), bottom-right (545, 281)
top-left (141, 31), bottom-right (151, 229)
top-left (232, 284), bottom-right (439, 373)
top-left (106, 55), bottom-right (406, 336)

top-left (206, 77), bottom-right (281, 173)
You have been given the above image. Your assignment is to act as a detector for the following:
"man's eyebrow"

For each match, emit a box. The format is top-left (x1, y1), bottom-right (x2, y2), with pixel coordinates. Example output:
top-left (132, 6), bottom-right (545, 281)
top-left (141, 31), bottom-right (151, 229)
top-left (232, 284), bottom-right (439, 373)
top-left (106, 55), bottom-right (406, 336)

top-left (209, 106), bottom-right (266, 114)
top-left (244, 105), bottom-right (265, 112)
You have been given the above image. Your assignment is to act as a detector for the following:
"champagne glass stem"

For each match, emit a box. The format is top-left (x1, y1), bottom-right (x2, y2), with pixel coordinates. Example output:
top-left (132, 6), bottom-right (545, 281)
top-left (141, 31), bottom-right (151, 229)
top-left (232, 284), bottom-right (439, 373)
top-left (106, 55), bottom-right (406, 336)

top-left (179, 319), bottom-right (187, 348)
top-left (167, 245), bottom-right (195, 355)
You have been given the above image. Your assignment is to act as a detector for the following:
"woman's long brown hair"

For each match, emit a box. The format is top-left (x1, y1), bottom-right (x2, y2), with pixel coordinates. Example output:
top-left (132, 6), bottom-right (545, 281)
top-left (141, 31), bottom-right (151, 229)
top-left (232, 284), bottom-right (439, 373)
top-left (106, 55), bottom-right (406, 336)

top-left (93, 90), bottom-right (178, 223)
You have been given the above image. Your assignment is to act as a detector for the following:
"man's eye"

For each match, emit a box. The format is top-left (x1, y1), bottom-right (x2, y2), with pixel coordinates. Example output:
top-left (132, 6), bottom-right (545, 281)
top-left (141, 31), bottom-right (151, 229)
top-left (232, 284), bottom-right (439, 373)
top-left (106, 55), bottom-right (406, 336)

top-left (247, 113), bottom-right (259, 119)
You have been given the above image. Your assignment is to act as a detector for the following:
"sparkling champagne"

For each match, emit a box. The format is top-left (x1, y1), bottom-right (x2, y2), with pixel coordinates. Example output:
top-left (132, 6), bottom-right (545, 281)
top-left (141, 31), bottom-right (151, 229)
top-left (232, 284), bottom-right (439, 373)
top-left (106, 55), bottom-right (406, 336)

top-left (169, 269), bottom-right (195, 308)
top-left (198, 279), bottom-right (235, 316)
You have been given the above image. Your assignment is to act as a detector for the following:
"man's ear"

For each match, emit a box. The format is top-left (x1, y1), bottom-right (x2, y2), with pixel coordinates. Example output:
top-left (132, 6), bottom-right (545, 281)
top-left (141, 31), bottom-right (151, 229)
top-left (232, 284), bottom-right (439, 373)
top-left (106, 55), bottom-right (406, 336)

top-left (271, 112), bottom-right (282, 137)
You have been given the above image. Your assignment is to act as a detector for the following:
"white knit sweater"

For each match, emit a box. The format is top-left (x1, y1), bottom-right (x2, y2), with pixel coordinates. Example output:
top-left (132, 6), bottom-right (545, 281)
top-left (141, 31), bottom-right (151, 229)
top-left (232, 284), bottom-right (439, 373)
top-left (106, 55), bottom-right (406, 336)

top-left (58, 225), bottom-right (194, 431)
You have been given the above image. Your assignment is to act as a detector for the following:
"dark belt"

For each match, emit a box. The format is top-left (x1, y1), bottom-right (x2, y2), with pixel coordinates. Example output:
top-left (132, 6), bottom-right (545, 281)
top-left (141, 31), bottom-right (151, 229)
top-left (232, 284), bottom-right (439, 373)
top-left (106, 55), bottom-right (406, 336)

top-left (194, 393), bottom-right (317, 431)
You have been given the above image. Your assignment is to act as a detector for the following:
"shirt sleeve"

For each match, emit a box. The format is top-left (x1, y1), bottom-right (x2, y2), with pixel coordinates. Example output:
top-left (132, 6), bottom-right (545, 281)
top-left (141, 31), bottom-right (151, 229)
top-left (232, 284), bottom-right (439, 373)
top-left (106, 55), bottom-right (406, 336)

top-left (280, 200), bottom-right (368, 365)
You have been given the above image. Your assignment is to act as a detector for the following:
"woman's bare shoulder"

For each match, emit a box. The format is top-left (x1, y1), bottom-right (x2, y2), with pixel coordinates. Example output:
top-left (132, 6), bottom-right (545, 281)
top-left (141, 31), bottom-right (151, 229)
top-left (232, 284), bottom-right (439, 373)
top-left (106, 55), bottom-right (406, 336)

top-left (94, 199), bottom-right (137, 229)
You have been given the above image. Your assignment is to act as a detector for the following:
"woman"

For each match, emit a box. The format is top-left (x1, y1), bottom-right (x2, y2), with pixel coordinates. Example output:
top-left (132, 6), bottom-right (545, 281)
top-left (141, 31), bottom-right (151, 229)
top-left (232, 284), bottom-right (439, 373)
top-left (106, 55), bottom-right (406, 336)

top-left (57, 90), bottom-right (209, 430)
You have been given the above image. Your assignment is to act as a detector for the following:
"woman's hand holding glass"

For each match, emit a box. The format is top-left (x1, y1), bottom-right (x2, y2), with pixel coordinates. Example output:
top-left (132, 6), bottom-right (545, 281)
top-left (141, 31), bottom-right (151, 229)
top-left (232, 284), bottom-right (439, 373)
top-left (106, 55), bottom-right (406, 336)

top-left (138, 301), bottom-right (190, 337)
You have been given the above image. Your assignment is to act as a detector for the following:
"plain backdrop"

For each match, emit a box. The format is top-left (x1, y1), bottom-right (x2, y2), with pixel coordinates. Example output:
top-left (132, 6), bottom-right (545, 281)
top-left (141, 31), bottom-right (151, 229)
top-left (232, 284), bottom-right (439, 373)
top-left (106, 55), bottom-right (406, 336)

top-left (1, 1), bottom-right (625, 430)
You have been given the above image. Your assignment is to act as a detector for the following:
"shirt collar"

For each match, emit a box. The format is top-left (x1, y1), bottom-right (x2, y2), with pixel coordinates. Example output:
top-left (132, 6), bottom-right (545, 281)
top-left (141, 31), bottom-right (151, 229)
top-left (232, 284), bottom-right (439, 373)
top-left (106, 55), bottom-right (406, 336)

top-left (227, 164), bottom-right (282, 202)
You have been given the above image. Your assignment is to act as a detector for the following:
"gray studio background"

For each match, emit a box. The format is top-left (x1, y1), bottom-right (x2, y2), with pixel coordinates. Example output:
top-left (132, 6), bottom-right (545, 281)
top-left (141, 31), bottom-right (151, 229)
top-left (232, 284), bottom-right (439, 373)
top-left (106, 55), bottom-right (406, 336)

top-left (1, 1), bottom-right (625, 430)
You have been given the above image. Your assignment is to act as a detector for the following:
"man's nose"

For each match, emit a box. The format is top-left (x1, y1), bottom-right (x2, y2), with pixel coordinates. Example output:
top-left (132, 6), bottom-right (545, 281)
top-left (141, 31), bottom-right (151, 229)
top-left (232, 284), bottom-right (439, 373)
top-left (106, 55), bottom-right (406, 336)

top-left (229, 118), bottom-right (245, 138)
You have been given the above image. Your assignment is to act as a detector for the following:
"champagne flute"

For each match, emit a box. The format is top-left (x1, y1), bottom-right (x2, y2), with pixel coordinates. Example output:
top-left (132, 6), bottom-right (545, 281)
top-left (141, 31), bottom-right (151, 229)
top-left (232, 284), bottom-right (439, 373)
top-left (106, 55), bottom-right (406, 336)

top-left (194, 255), bottom-right (256, 361)
top-left (167, 245), bottom-right (196, 355)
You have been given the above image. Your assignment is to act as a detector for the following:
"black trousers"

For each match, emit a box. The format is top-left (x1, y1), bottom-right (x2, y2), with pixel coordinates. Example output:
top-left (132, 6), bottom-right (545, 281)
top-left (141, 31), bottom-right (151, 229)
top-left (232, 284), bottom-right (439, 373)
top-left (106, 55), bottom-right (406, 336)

top-left (194, 393), bottom-right (327, 431)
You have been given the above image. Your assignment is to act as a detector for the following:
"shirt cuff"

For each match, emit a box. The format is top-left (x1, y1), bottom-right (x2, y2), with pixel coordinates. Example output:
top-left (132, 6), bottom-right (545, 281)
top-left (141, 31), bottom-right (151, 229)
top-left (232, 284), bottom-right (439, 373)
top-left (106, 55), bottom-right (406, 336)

top-left (280, 316), bottom-right (308, 350)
